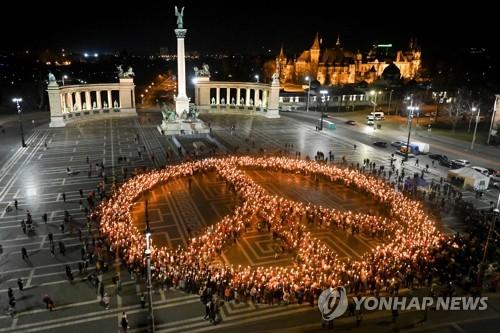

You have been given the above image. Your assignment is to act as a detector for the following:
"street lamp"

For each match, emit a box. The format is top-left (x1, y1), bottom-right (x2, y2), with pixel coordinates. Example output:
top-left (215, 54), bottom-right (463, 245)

top-left (388, 89), bottom-right (394, 115)
top-left (254, 74), bottom-right (259, 82)
top-left (62, 75), bottom-right (68, 86)
top-left (12, 98), bottom-right (27, 148)
top-left (144, 199), bottom-right (155, 332)
top-left (405, 97), bottom-right (418, 161)
top-left (471, 106), bottom-right (481, 150)
top-left (320, 90), bottom-right (328, 130)
top-left (305, 76), bottom-right (311, 113)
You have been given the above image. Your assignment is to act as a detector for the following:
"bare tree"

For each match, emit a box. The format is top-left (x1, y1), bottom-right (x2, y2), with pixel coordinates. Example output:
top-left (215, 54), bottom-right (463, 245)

top-left (445, 89), bottom-right (473, 133)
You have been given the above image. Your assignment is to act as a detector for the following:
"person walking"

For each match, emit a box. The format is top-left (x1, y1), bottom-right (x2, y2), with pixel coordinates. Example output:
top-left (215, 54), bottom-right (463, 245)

top-left (392, 308), bottom-right (399, 323)
top-left (50, 243), bottom-right (56, 257)
top-left (48, 232), bottom-right (53, 245)
top-left (17, 278), bottom-right (24, 292)
top-left (62, 192), bottom-right (66, 203)
top-left (66, 265), bottom-right (73, 282)
top-left (21, 247), bottom-right (28, 260)
top-left (140, 293), bottom-right (146, 308)
top-left (102, 292), bottom-right (110, 310)
top-left (79, 188), bottom-right (83, 198)
top-left (14, 199), bottom-right (18, 210)
top-left (59, 241), bottom-right (66, 256)
top-left (121, 312), bottom-right (129, 332)
top-left (21, 220), bottom-right (26, 234)
top-left (42, 213), bottom-right (48, 223)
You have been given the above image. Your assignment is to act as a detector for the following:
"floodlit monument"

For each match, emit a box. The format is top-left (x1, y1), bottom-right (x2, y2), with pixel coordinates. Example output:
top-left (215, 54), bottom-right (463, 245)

top-left (158, 6), bottom-right (209, 135)
top-left (47, 69), bottom-right (136, 127)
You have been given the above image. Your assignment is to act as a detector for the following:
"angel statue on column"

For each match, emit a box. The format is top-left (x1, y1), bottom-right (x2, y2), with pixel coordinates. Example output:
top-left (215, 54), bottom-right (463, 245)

top-left (174, 6), bottom-right (185, 29)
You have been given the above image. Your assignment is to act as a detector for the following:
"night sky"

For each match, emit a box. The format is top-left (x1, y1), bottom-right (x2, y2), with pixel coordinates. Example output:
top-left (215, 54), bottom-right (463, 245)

top-left (1, 1), bottom-right (496, 57)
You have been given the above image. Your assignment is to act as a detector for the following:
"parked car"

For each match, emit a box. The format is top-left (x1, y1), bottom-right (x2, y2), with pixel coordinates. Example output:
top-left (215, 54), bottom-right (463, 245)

top-left (391, 141), bottom-right (405, 148)
top-left (450, 159), bottom-right (471, 168)
top-left (346, 120), bottom-right (357, 125)
top-left (429, 154), bottom-right (447, 161)
top-left (373, 141), bottom-right (387, 148)
top-left (488, 170), bottom-right (500, 182)
top-left (367, 120), bottom-right (374, 126)
top-left (472, 166), bottom-right (490, 176)
top-left (370, 112), bottom-right (385, 120)
top-left (439, 156), bottom-right (453, 167)
top-left (487, 168), bottom-right (500, 177)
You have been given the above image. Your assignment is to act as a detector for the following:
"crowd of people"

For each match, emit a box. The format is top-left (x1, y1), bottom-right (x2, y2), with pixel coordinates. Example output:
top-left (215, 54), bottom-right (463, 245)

top-left (95, 156), bottom-right (443, 308)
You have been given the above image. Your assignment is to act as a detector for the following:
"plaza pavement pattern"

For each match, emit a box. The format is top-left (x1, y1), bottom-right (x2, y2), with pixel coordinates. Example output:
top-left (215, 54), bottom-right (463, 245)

top-left (0, 112), bottom-right (495, 332)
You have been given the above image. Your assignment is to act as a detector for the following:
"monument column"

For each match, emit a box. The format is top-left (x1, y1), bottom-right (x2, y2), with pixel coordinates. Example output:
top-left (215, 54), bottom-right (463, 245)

top-left (227, 88), bottom-right (231, 104)
top-left (107, 90), bottom-right (112, 108)
top-left (236, 88), bottom-right (241, 105)
top-left (216, 87), bottom-right (220, 104)
top-left (85, 91), bottom-right (91, 110)
top-left (245, 88), bottom-right (250, 106)
top-left (60, 94), bottom-right (65, 112)
top-left (174, 28), bottom-right (190, 116)
top-left (263, 89), bottom-right (268, 108)
top-left (75, 91), bottom-right (82, 111)
top-left (96, 91), bottom-right (102, 109)
top-left (67, 93), bottom-right (73, 112)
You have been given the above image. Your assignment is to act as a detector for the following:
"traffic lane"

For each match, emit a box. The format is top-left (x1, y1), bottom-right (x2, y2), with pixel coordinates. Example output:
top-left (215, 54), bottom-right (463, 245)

top-left (281, 113), bottom-right (495, 184)
top-left (323, 113), bottom-right (500, 170)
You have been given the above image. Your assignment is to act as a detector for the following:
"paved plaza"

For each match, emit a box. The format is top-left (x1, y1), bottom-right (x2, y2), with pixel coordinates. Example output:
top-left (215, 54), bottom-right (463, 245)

top-left (0, 111), bottom-right (499, 332)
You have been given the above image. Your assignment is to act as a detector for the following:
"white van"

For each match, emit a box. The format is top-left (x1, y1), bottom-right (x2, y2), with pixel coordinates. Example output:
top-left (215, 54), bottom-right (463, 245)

top-left (370, 112), bottom-right (385, 120)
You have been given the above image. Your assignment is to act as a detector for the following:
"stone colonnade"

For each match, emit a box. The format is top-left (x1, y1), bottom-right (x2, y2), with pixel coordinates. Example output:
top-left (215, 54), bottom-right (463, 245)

top-left (194, 78), bottom-right (280, 118)
top-left (47, 78), bottom-right (136, 127)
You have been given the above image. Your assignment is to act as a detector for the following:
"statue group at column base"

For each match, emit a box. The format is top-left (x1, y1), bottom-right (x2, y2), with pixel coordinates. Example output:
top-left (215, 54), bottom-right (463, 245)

top-left (158, 105), bottom-right (209, 135)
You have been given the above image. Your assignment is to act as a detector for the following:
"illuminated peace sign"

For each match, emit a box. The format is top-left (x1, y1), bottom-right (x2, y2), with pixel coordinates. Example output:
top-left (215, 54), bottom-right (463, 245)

top-left (96, 156), bottom-right (440, 290)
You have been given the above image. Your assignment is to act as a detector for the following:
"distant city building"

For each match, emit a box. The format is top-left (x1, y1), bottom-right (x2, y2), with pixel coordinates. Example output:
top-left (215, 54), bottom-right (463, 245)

top-left (274, 34), bottom-right (421, 88)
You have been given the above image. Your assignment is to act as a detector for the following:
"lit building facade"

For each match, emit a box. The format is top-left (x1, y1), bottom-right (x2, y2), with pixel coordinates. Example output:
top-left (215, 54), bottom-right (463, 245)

top-left (275, 34), bottom-right (421, 86)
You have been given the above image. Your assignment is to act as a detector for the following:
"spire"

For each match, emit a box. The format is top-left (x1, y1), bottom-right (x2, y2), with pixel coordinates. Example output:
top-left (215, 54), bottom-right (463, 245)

top-left (311, 32), bottom-right (321, 50)
top-left (336, 35), bottom-right (341, 46)
top-left (279, 44), bottom-right (285, 59)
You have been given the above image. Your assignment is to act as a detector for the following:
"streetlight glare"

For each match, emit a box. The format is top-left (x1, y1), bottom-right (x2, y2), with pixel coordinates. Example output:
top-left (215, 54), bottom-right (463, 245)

top-left (12, 98), bottom-right (22, 102)
top-left (305, 76), bottom-right (310, 81)
top-left (320, 90), bottom-right (328, 95)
